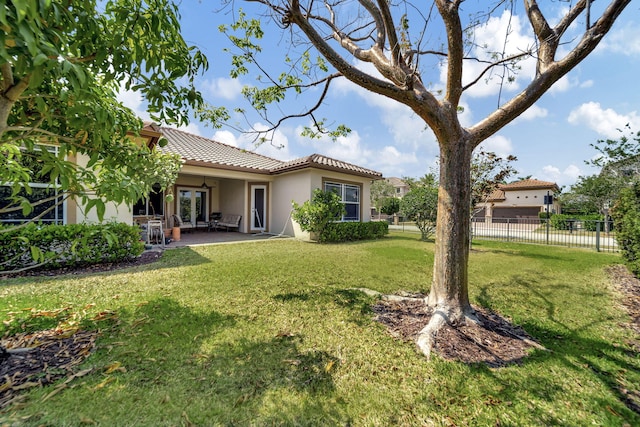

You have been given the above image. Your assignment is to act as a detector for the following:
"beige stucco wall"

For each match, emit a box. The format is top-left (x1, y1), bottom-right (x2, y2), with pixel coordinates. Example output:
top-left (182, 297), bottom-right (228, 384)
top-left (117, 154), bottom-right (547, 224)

top-left (501, 188), bottom-right (549, 207)
top-left (272, 168), bottom-right (375, 240)
top-left (270, 170), bottom-right (313, 238)
top-left (219, 178), bottom-right (247, 232)
top-left (74, 153), bottom-right (133, 225)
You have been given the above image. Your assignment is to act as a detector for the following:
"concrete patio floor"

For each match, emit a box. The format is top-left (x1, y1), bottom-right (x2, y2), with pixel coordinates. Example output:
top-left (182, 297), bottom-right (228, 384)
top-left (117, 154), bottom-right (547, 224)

top-left (158, 229), bottom-right (292, 249)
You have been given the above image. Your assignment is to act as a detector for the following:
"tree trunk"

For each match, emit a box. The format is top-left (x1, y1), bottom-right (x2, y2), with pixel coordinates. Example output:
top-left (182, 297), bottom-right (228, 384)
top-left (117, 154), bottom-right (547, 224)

top-left (416, 137), bottom-right (475, 357)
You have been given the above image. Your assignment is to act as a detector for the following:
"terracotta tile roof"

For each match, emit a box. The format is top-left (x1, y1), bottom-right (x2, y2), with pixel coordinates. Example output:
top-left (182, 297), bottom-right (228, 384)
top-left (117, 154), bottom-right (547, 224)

top-left (157, 126), bottom-right (284, 172)
top-left (487, 189), bottom-right (506, 201)
top-left (499, 179), bottom-right (559, 191)
top-left (271, 154), bottom-right (382, 178)
top-left (155, 126), bottom-right (382, 178)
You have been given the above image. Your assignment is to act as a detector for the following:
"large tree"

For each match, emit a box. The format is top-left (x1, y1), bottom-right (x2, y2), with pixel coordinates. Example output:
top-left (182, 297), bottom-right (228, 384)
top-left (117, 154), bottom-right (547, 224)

top-left (224, 0), bottom-right (632, 356)
top-left (0, 0), bottom-right (218, 225)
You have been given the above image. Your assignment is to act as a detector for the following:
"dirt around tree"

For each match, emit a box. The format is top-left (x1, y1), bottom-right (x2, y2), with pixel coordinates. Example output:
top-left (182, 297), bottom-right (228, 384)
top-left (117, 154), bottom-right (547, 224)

top-left (372, 297), bottom-right (540, 368)
top-left (372, 265), bottom-right (640, 368)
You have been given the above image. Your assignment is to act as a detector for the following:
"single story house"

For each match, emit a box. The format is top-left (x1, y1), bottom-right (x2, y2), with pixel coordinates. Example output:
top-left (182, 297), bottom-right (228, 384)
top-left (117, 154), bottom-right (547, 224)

top-left (2, 123), bottom-right (382, 240)
top-left (474, 179), bottom-right (561, 222)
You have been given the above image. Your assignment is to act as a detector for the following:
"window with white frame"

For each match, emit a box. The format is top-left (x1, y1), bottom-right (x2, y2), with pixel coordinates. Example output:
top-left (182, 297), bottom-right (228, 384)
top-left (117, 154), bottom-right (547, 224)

top-left (324, 181), bottom-right (360, 221)
top-left (0, 145), bottom-right (65, 225)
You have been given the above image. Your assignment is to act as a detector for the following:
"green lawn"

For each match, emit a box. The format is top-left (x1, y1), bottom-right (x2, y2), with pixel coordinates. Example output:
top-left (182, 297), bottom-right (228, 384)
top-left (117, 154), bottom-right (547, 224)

top-left (1, 233), bottom-right (638, 426)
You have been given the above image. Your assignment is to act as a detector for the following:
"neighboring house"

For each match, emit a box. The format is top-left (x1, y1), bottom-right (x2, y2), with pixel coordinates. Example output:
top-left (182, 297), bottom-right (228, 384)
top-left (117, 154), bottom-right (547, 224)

top-left (386, 177), bottom-right (410, 198)
top-left (474, 179), bottom-right (560, 222)
top-left (1, 123), bottom-right (382, 240)
top-left (370, 176), bottom-right (408, 218)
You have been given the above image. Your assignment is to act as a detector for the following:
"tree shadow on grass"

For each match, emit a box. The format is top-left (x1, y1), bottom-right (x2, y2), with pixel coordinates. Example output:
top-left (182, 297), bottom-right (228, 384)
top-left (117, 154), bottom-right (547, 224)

top-left (89, 297), bottom-right (346, 425)
top-left (473, 246), bottom-right (579, 262)
top-left (474, 275), bottom-right (640, 424)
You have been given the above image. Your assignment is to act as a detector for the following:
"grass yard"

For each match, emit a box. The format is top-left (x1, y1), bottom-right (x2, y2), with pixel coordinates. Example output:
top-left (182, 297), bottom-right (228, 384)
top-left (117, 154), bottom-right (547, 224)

top-left (1, 233), bottom-right (639, 426)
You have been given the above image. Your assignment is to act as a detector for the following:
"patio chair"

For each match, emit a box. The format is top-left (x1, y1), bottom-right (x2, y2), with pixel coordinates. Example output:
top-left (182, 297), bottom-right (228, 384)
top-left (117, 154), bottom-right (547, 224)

top-left (171, 214), bottom-right (194, 233)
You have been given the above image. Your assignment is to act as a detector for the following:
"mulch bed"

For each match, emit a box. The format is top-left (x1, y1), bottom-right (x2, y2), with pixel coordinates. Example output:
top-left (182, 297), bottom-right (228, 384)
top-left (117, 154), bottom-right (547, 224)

top-left (372, 298), bottom-right (538, 368)
top-left (373, 265), bottom-right (640, 368)
top-left (0, 250), bottom-right (162, 279)
top-left (1, 329), bottom-right (98, 409)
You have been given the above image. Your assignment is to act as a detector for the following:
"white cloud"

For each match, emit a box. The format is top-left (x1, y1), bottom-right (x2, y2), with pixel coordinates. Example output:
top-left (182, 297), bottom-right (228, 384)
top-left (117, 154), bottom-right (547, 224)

top-left (212, 130), bottom-right (239, 146)
top-left (548, 74), bottom-right (579, 94)
top-left (295, 126), bottom-right (372, 165)
top-left (116, 84), bottom-right (151, 122)
top-left (580, 80), bottom-right (594, 89)
top-left (477, 135), bottom-right (513, 158)
top-left (170, 122), bottom-right (202, 136)
top-left (540, 164), bottom-right (582, 187)
top-left (369, 146), bottom-right (419, 178)
top-left (214, 124), bottom-right (294, 160)
top-left (116, 83), bottom-right (203, 135)
top-left (515, 104), bottom-right (548, 122)
top-left (333, 72), bottom-right (438, 152)
top-left (202, 77), bottom-right (244, 100)
top-left (598, 23), bottom-right (640, 56)
top-left (447, 11), bottom-right (537, 99)
top-left (567, 102), bottom-right (640, 139)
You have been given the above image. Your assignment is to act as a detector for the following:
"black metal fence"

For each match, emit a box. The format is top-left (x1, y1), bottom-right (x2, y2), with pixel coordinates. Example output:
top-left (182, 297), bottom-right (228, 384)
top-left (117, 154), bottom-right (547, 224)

top-left (389, 218), bottom-right (619, 253)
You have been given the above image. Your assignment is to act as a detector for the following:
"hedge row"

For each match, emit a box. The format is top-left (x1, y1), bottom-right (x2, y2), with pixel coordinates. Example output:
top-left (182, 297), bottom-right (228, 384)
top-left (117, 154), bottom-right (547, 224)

top-left (537, 213), bottom-right (609, 231)
top-left (0, 222), bottom-right (145, 272)
top-left (612, 184), bottom-right (640, 276)
top-left (319, 221), bottom-right (389, 243)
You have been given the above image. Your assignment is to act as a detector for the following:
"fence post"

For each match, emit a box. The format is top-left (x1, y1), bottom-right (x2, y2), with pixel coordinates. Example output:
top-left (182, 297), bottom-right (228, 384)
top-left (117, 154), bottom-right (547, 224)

top-left (596, 221), bottom-right (601, 252)
top-left (546, 217), bottom-right (550, 245)
top-left (507, 218), bottom-right (510, 242)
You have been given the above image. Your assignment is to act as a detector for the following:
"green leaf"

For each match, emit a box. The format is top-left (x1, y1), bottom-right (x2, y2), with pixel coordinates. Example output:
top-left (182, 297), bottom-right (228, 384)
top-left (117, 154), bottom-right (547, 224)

top-left (33, 52), bottom-right (48, 66)
top-left (30, 245), bottom-right (43, 262)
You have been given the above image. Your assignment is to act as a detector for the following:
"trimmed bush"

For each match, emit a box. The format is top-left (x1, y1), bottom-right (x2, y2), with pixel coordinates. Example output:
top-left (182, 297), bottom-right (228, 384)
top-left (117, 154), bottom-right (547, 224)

top-left (319, 221), bottom-right (388, 243)
top-left (611, 184), bottom-right (640, 276)
top-left (0, 222), bottom-right (145, 272)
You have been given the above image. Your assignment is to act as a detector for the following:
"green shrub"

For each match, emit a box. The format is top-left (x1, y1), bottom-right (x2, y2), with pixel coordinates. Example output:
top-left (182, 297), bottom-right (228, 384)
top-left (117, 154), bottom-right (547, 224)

top-left (320, 221), bottom-right (388, 243)
top-left (550, 214), bottom-right (570, 230)
top-left (0, 222), bottom-right (144, 272)
top-left (580, 214), bottom-right (605, 231)
top-left (292, 189), bottom-right (345, 237)
top-left (611, 184), bottom-right (640, 276)
top-left (538, 211), bottom-right (551, 224)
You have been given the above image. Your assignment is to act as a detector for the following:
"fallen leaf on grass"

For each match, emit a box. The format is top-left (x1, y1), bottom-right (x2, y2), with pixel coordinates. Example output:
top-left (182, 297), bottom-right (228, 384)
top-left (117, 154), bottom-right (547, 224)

top-left (12, 381), bottom-right (40, 391)
top-left (91, 376), bottom-right (115, 391)
top-left (325, 360), bottom-right (335, 373)
top-left (104, 362), bottom-right (125, 374)
top-left (41, 383), bottom-right (67, 402)
top-left (64, 368), bottom-right (94, 384)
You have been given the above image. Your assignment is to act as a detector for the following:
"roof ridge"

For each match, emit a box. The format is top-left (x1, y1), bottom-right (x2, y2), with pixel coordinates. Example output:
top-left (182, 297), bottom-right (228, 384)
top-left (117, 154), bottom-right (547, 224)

top-left (159, 126), bottom-right (286, 165)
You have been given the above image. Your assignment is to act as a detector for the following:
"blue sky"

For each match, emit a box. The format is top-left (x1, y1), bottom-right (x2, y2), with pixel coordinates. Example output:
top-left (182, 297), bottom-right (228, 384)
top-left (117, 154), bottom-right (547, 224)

top-left (118, 1), bottom-right (640, 190)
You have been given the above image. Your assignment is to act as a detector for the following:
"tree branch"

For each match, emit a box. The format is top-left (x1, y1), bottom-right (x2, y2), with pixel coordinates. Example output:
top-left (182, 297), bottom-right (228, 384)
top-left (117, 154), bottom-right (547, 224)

top-left (435, 0), bottom-right (464, 106)
top-left (470, 0), bottom-right (631, 146)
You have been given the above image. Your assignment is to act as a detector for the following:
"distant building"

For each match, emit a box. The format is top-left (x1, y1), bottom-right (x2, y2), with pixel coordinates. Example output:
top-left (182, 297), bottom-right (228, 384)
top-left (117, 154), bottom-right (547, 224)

top-left (386, 177), bottom-right (409, 198)
top-left (475, 179), bottom-right (560, 222)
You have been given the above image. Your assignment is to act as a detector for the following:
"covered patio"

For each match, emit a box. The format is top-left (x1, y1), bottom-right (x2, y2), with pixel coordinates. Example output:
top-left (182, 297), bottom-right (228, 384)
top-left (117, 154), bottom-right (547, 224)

top-left (162, 229), bottom-right (290, 249)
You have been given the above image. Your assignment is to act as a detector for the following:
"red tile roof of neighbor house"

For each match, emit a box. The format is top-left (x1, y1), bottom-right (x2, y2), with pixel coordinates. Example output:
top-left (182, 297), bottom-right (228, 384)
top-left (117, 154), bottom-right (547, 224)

top-left (484, 179), bottom-right (558, 202)
top-left (152, 125), bottom-right (382, 178)
top-left (499, 179), bottom-right (560, 192)
top-left (487, 189), bottom-right (506, 202)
